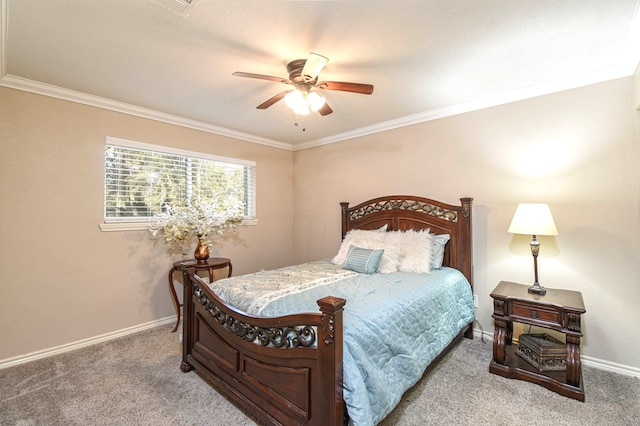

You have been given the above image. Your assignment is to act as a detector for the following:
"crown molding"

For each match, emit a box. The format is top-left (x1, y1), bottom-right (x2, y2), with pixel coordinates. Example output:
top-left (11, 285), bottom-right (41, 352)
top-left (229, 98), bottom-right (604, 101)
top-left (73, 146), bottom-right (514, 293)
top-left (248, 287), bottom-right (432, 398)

top-left (0, 74), bottom-right (294, 151)
top-left (0, 0), bottom-right (287, 152)
top-left (2, 65), bottom-right (633, 154)
top-left (0, 0), bottom-right (289, 149)
top-left (2, 0), bottom-right (639, 153)
top-left (294, 63), bottom-right (636, 151)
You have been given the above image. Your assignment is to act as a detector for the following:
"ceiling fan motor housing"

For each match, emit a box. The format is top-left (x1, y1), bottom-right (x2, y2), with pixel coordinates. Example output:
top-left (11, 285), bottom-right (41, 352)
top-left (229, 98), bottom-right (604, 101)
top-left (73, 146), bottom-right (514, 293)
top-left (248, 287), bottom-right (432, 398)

top-left (287, 59), bottom-right (317, 89)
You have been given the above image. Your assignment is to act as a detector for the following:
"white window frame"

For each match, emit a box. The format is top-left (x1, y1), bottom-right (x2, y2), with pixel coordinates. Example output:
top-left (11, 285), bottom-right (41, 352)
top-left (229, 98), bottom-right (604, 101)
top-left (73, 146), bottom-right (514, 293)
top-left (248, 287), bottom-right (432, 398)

top-left (100, 137), bottom-right (257, 232)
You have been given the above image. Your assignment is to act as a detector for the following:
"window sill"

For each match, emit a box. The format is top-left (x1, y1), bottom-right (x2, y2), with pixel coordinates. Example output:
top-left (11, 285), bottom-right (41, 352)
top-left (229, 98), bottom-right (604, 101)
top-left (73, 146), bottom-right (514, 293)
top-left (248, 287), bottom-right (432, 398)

top-left (99, 218), bottom-right (258, 232)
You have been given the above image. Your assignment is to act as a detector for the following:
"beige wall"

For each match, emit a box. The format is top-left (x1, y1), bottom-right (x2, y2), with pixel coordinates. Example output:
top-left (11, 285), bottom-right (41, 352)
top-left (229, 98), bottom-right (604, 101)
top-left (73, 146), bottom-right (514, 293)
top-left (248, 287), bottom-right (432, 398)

top-left (634, 63), bottom-right (640, 109)
top-left (0, 87), bottom-right (294, 361)
top-left (3, 73), bottom-right (640, 373)
top-left (293, 77), bottom-right (640, 371)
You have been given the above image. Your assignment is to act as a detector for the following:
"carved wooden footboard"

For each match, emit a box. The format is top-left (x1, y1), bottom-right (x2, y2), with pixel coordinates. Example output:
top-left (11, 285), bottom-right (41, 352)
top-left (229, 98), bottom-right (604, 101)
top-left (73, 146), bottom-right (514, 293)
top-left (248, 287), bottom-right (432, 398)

top-left (181, 269), bottom-right (346, 425)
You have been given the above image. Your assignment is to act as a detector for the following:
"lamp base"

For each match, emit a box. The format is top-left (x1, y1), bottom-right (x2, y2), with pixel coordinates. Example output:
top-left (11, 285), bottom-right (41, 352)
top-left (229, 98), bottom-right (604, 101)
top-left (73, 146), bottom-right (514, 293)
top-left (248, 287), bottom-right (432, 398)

top-left (528, 282), bottom-right (547, 295)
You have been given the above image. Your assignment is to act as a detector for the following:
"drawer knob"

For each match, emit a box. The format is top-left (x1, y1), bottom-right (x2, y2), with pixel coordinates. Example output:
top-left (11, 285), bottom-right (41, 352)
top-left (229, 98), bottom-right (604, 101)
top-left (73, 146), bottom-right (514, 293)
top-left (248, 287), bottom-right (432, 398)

top-left (531, 310), bottom-right (538, 318)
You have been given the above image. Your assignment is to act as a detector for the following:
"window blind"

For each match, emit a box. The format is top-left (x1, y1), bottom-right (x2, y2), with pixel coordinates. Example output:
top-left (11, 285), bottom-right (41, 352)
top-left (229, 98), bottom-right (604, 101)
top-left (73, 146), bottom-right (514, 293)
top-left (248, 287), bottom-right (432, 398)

top-left (104, 137), bottom-right (256, 222)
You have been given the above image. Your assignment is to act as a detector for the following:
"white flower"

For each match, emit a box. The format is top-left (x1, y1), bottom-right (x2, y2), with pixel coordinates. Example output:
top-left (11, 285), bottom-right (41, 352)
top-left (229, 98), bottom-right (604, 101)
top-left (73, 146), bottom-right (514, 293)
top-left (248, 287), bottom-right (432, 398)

top-left (155, 196), bottom-right (244, 251)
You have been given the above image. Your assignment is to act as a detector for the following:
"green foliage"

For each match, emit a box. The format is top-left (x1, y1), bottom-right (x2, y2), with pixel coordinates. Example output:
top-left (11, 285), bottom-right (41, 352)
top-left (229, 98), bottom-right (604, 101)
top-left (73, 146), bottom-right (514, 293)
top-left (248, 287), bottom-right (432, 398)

top-left (104, 145), bottom-right (250, 219)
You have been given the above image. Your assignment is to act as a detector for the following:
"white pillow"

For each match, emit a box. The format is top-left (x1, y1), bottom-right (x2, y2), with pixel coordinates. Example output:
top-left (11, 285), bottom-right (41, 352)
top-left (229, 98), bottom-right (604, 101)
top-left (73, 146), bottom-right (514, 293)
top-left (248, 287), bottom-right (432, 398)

top-left (396, 229), bottom-right (433, 274)
top-left (332, 229), bottom-right (380, 265)
top-left (375, 232), bottom-right (403, 273)
top-left (333, 228), bottom-right (435, 274)
top-left (332, 229), bottom-right (402, 273)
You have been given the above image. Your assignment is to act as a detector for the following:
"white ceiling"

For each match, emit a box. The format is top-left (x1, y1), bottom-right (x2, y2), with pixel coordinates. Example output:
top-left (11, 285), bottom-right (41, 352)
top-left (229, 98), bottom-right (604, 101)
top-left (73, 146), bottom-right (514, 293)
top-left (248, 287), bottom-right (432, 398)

top-left (2, 0), bottom-right (639, 150)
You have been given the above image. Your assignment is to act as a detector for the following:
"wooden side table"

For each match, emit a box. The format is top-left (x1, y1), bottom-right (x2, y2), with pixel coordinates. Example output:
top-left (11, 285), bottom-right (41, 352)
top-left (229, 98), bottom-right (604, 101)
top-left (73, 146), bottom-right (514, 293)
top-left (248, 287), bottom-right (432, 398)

top-left (489, 281), bottom-right (586, 401)
top-left (168, 257), bottom-right (232, 332)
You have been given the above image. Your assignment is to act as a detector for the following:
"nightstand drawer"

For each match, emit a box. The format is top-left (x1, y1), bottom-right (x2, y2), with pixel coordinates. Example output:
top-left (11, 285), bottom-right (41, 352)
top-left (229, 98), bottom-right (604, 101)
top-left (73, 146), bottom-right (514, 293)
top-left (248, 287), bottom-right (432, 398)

top-left (512, 303), bottom-right (561, 325)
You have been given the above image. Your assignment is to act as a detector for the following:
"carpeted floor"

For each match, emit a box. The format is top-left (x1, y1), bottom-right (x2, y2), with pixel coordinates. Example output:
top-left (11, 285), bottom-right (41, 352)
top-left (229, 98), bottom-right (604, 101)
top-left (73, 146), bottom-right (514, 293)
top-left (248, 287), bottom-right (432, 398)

top-left (1, 325), bottom-right (638, 425)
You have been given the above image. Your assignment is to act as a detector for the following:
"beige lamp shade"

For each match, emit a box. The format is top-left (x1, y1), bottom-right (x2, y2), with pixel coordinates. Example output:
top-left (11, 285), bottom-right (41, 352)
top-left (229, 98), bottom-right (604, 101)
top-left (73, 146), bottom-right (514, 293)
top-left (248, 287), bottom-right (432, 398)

top-left (508, 203), bottom-right (558, 236)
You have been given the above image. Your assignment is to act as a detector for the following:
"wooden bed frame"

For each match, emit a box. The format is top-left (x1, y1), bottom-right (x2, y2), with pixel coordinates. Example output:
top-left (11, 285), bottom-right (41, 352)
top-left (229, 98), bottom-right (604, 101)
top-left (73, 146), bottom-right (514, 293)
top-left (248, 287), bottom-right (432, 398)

top-left (180, 195), bottom-right (473, 425)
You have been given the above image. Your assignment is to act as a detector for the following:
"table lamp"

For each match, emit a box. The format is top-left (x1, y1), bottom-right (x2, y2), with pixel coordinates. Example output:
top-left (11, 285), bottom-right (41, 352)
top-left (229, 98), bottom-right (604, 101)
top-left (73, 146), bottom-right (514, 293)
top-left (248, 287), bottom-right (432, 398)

top-left (508, 203), bottom-right (558, 295)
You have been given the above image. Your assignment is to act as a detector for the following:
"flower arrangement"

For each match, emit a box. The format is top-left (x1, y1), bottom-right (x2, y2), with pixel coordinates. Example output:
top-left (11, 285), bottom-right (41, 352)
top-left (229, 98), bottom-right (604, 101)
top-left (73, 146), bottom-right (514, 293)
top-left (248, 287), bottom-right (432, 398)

top-left (154, 197), bottom-right (244, 254)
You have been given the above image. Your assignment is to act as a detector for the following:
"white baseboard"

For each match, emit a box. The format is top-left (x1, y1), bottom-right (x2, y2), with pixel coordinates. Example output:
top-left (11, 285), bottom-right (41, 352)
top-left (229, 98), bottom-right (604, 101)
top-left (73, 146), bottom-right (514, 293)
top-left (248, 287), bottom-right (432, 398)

top-left (581, 355), bottom-right (640, 378)
top-left (0, 315), bottom-right (176, 370)
top-left (472, 328), bottom-right (640, 379)
top-left (2, 318), bottom-right (638, 380)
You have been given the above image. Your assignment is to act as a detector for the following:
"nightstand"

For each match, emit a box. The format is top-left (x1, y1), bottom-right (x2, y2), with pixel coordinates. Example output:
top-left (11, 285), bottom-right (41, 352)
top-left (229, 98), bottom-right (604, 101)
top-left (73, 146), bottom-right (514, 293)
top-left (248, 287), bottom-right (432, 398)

top-left (489, 281), bottom-right (586, 401)
top-left (168, 257), bottom-right (232, 332)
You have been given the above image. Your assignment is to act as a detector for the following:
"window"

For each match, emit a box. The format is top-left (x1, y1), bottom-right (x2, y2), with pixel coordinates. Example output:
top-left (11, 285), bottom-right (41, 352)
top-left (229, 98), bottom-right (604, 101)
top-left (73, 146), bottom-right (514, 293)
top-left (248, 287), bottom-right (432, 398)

top-left (102, 137), bottom-right (255, 230)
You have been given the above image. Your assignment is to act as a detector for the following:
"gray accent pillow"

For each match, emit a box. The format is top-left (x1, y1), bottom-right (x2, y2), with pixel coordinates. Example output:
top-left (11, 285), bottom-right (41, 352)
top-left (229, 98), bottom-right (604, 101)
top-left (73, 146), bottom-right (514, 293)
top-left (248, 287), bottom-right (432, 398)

top-left (431, 234), bottom-right (450, 269)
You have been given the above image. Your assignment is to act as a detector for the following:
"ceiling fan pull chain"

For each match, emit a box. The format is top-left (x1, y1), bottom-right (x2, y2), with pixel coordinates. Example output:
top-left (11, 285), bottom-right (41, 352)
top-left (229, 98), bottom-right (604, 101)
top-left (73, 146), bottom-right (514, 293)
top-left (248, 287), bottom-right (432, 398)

top-left (294, 116), bottom-right (307, 132)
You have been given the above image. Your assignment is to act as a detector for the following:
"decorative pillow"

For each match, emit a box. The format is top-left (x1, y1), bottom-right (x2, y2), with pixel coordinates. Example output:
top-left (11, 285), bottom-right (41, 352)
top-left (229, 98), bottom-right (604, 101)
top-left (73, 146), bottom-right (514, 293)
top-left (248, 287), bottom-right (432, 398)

top-left (431, 233), bottom-right (450, 269)
top-left (342, 245), bottom-right (384, 274)
top-left (396, 229), bottom-right (433, 274)
top-left (375, 231), bottom-right (404, 273)
top-left (332, 229), bottom-right (383, 265)
top-left (332, 229), bottom-right (402, 273)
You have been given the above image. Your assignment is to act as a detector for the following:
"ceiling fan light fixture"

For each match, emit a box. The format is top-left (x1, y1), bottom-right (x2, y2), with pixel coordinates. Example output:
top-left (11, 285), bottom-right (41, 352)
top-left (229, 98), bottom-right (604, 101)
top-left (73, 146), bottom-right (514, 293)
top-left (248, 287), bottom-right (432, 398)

top-left (284, 90), bottom-right (325, 115)
top-left (293, 104), bottom-right (311, 115)
top-left (307, 91), bottom-right (326, 112)
top-left (284, 90), bottom-right (304, 110)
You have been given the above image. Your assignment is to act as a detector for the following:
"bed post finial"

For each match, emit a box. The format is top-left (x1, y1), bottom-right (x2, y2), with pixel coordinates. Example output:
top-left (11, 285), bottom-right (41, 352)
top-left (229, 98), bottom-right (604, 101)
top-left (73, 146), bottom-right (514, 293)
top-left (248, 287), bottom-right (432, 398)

top-left (460, 197), bottom-right (473, 218)
top-left (340, 202), bottom-right (350, 239)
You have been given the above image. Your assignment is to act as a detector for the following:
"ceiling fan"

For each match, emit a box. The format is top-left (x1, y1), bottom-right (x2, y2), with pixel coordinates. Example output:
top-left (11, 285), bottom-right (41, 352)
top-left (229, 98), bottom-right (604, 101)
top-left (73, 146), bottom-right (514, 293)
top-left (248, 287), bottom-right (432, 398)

top-left (232, 53), bottom-right (374, 116)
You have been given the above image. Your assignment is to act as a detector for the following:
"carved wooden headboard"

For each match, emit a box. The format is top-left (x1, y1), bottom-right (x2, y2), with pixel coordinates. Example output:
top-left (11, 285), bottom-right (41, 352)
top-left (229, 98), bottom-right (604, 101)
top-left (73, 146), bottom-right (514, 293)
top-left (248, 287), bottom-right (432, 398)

top-left (340, 195), bottom-right (473, 285)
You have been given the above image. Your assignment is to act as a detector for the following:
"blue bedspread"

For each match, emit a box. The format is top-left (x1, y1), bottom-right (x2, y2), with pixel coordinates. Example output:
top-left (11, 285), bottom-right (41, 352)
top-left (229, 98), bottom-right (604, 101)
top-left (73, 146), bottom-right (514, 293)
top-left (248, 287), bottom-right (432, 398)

top-left (208, 261), bottom-right (474, 425)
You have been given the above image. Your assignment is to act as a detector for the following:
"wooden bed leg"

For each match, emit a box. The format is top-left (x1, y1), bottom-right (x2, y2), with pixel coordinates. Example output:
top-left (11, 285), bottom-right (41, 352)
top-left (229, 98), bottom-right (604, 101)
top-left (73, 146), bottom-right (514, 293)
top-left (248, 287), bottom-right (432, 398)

top-left (464, 322), bottom-right (474, 339)
top-left (181, 268), bottom-right (195, 373)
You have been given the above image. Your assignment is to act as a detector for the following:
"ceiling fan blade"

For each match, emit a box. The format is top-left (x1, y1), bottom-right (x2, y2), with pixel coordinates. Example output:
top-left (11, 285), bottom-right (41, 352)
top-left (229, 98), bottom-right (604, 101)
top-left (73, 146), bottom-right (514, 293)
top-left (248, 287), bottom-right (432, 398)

top-left (317, 81), bottom-right (374, 95)
top-left (318, 102), bottom-right (333, 116)
top-left (256, 90), bottom-right (291, 109)
top-left (233, 71), bottom-right (288, 84)
top-left (301, 53), bottom-right (329, 82)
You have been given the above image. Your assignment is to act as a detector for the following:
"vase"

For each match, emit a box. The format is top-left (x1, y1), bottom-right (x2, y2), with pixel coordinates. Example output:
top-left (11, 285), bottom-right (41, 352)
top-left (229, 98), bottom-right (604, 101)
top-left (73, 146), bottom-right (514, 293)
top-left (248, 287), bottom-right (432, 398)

top-left (194, 235), bottom-right (209, 262)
